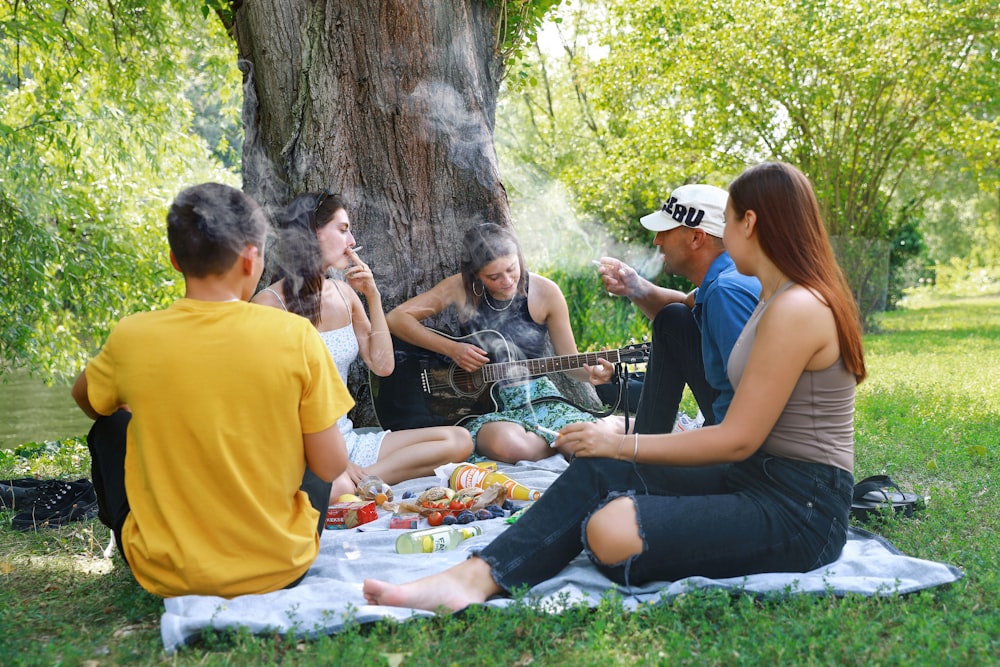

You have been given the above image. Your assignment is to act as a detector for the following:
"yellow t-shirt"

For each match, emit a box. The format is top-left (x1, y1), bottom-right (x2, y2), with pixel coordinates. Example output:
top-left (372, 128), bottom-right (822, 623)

top-left (85, 298), bottom-right (354, 598)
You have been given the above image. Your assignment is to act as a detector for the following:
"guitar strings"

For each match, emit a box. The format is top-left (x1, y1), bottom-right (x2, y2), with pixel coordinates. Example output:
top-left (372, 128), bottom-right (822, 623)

top-left (420, 343), bottom-right (651, 392)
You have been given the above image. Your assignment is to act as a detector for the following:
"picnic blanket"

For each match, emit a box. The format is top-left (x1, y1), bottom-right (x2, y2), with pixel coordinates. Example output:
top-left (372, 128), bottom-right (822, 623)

top-left (160, 456), bottom-right (963, 653)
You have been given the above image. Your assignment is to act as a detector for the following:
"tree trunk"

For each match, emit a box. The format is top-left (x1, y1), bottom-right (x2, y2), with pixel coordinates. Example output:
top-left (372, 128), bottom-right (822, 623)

top-left (232, 1), bottom-right (512, 425)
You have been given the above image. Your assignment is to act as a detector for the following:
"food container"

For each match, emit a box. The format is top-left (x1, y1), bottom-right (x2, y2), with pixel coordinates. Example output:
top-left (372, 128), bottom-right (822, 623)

top-left (325, 500), bottom-right (378, 530)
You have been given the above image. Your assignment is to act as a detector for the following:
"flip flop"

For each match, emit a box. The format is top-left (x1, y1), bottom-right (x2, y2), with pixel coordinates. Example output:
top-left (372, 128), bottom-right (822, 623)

top-left (850, 475), bottom-right (924, 523)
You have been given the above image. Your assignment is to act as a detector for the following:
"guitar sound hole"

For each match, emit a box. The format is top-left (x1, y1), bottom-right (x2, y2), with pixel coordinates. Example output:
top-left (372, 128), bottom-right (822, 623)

top-left (450, 368), bottom-right (485, 397)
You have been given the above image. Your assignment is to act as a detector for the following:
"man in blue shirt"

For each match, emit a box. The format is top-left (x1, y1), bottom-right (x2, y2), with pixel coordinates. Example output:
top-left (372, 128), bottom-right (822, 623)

top-left (598, 184), bottom-right (760, 433)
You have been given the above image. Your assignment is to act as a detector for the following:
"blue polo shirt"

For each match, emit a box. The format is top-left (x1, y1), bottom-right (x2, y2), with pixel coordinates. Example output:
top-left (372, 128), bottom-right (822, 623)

top-left (693, 251), bottom-right (760, 421)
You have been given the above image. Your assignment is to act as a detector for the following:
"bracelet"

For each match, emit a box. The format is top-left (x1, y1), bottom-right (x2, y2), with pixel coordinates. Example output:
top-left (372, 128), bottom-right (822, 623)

top-left (616, 434), bottom-right (627, 460)
top-left (632, 433), bottom-right (639, 463)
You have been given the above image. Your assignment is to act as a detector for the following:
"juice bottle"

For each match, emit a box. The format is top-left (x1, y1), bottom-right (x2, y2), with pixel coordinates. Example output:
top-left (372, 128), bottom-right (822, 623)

top-left (395, 525), bottom-right (483, 554)
top-left (449, 464), bottom-right (541, 501)
top-left (356, 475), bottom-right (393, 502)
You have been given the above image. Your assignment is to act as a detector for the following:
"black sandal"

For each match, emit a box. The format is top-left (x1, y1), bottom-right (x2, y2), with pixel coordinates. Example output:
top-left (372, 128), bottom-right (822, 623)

top-left (850, 475), bottom-right (924, 523)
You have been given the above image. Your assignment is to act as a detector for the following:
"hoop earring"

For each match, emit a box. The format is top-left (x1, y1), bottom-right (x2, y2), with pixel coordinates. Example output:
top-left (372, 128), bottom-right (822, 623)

top-left (472, 280), bottom-right (484, 297)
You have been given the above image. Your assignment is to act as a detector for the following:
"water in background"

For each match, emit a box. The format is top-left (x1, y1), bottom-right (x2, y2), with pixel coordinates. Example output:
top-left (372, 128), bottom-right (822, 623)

top-left (0, 372), bottom-right (93, 450)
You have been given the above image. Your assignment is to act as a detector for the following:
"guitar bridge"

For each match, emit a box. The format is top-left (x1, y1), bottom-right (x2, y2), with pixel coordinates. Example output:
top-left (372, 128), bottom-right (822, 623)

top-left (419, 369), bottom-right (432, 394)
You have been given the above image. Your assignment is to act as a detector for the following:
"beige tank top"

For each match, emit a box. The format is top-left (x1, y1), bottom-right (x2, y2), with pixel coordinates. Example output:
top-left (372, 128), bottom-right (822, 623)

top-left (727, 282), bottom-right (855, 472)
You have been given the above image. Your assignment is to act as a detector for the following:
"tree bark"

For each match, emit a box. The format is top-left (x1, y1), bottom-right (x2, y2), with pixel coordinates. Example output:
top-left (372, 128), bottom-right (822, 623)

top-left (232, 1), bottom-right (513, 425)
top-left (232, 0), bottom-right (510, 292)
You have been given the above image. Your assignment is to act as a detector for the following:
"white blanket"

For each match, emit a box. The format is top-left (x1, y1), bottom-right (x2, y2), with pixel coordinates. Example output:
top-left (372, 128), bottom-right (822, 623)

top-left (161, 457), bottom-right (962, 653)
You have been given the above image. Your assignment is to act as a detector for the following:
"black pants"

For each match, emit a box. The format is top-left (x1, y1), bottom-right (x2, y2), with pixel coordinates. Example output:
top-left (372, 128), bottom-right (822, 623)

top-left (633, 303), bottom-right (719, 434)
top-left (86, 410), bottom-right (332, 567)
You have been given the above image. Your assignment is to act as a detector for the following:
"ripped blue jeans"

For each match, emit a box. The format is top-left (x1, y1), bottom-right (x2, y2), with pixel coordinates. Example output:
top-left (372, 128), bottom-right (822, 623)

top-left (477, 452), bottom-right (853, 591)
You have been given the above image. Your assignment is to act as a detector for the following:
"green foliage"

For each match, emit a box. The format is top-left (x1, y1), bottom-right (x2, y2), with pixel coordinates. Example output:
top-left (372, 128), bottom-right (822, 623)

top-left (539, 261), bottom-right (690, 352)
top-left (925, 259), bottom-right (1000, 298)
top-left (493, 0), bottom-right (567, 77)
top-left (0, 437), bottom-right (90, 479)
top-left (0, 1), bottom-right (242, 380)
top-left (201, 0), bottom-right (234, 26)
top-left (594, 0), bottom-right (998, 238)
top-left (498, 0), bottom-right (999, 325)
top-left (886, 215), bottom-right (929, 310)
top-left (543, 264), bottom-right (650, 350)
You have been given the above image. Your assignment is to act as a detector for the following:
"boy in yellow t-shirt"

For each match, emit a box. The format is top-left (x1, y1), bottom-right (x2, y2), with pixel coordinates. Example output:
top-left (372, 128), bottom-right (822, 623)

top-left (71, 183), bottom-right (354, 598)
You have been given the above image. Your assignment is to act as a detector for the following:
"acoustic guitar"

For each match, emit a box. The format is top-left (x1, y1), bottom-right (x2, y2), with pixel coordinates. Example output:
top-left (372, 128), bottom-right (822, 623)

top-left (370, 329), bottom-right (650, 430)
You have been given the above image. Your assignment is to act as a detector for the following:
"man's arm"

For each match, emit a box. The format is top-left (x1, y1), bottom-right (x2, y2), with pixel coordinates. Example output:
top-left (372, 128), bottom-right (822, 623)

top-left (71, 371), bottom-right (102, 420)
top-left (303, 425), bottom-right (350, 483)
top-left (597, 257), bottom-right (690, 320)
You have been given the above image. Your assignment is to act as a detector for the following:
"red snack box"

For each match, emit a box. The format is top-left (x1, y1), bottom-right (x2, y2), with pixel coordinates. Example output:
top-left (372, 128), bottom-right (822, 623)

top-left (325, 500), bottom-right (378, 530)
top-left (389, 514), bottom-right (420, 530)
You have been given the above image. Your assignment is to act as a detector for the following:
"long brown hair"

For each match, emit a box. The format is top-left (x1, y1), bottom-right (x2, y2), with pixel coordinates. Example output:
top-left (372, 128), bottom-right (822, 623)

top-left (728, 162), bottom-right (866, 383)
top-left (273, 191), bottom-right (347, 326)
top-left (459, 223), bottom-right (528, 311)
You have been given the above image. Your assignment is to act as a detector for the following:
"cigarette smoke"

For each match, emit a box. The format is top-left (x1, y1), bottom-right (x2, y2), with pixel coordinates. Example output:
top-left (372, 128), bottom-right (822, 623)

top-left (500, 158), bottom-right (661, 279)
top-left (404, 80), bottom-right (498, 191)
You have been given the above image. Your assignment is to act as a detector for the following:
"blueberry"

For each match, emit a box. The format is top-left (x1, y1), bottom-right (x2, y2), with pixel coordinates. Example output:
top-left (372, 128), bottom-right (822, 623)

top-left (485, 504), bottom-right (505, 518)
top-left (441, 514), bottom-right (457, 525)
top-left (456, 510), bottom-right (476, 524)
top-left (402, 490), bottom-right (415, 499)
top-left (502, 499), bottom-right (516, 511)
top-left (475, 509), bottom-right (493, 521)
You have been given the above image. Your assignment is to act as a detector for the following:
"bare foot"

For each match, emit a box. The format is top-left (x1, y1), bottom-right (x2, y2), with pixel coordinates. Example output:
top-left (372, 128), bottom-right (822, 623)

top-left (363, 557), bottom-right (501, 612)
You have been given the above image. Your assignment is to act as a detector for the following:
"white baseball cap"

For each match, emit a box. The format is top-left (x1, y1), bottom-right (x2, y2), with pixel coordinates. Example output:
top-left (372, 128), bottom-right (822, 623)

top-left (640, 184), bottom-right (729, 238)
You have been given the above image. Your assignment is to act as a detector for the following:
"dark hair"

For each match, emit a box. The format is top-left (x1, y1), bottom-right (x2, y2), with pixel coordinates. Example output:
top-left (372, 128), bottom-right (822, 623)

top-left (271, 191), bottom-right (348, 326)
top-left (459, 223), bottom-right (527, 309)
top-left (728, 162), bottom-right (866, 382)
top-left (167, 183), bottom-right (268, 278)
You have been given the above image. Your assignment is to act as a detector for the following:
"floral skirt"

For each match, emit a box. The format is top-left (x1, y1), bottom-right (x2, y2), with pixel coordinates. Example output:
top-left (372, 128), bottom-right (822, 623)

top-left (463, 376), bottom-right (597, 447)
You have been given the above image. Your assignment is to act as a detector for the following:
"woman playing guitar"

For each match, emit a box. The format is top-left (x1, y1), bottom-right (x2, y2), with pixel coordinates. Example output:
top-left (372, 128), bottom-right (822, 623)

top-left (386, 223), bottom-right (617, 463)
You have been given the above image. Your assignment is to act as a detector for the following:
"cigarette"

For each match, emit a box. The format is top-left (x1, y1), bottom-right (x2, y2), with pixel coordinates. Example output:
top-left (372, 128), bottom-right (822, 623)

top-left (591, 259), bottom-right (603, 266)
top-left (537, 425), bottom-right (560, 444)
top-left (352, 246), bottom-right (363, 253)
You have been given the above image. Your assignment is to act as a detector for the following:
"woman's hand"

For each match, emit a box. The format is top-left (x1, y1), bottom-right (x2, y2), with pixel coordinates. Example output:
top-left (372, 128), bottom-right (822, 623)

top-left (582, 358), bottom-right (615, 386)
top-left (451, 342), bottom-right (490, 372)
top-left (553, 421), bottom-right (622, 459)
top-left (345, 462), bottom-right (369, 488)
top-left (344, 248), bottom-right (378, 299)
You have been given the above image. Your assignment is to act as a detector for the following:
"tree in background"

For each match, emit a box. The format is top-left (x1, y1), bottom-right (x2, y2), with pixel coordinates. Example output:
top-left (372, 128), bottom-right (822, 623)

top-left (499, 0), bottom-right (1000, 323)
top-left (1, 1), bottom-right (242, 378)
top-left (218, 1), bottom-right (559, 309)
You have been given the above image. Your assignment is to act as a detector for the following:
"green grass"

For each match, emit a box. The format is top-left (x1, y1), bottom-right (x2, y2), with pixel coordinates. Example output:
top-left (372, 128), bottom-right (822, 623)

top-left (2, 292), bottom-right (999, 666)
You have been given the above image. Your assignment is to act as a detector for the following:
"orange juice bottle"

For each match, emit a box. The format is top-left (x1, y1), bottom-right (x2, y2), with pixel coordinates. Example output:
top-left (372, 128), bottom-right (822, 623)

top-left (449, 464), bottom-right (541, 501)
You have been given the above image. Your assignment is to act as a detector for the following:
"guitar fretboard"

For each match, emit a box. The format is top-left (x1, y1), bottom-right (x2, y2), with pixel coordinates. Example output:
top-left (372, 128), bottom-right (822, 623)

top-left (481, 349), bottom-right (626, 383)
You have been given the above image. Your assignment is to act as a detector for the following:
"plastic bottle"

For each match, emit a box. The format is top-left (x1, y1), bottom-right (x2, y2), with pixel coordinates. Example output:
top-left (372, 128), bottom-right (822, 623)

top-left (395, 525), bottom-right (483, 554)
top-left (356, 475), bottom-right (393, 503)
top-left (449, 464), bottom-right (541, 501)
